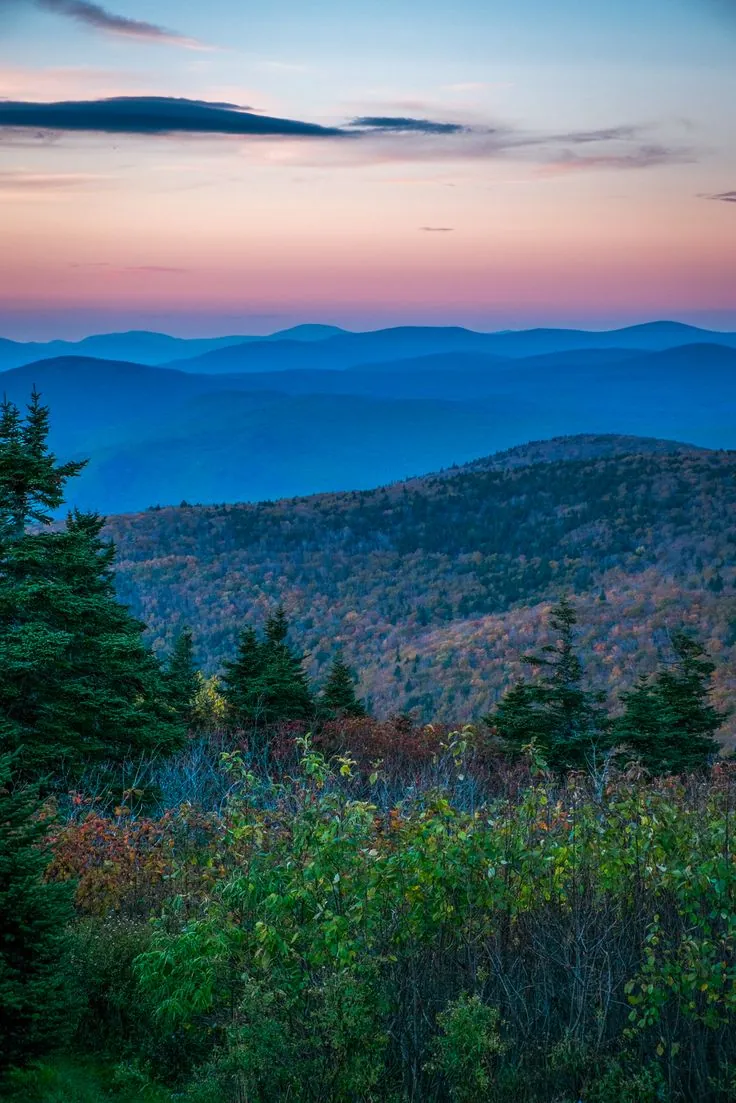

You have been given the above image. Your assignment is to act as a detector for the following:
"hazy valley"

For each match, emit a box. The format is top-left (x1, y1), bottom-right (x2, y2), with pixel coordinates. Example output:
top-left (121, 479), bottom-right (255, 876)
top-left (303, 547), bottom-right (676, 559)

top-left (3, 322), bottom-right (735, 513)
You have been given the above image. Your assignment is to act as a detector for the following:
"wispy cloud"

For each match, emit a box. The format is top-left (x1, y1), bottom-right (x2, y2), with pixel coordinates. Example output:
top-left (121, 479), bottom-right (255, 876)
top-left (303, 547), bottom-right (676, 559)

top-left (69, 261), bottom-right (187, 271)
top-left (705, 189), bottom-right (736, 203)
top-left (545, 125), bottom-right (641, 145)
top-left (35, 0), bottom-right (210, 49)
top-left (0, 95), bottom-right (692, 177)
top-left (0, 169), bottom-right (110, 190)
top-left (349, 116), bottom-right (467, 135)
top-left (420, 225), bottom-right (454, 231)
top-left (538, 144), bottom-right (688, 175)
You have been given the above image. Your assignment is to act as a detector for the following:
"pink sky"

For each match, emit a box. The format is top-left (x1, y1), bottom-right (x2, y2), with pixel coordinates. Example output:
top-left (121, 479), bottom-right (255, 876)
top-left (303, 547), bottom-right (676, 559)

top-left (1, 0), bottom-right (735, 338)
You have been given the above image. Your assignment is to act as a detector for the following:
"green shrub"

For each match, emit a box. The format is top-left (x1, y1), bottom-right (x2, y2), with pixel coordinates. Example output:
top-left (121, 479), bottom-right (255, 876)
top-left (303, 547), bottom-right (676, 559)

top-left (585, 1057), bottom-right (669, 1103)
top-left (429, 995), bottom-right (506, 1102)
top-left (69, 917), bottom-right (153, 1053)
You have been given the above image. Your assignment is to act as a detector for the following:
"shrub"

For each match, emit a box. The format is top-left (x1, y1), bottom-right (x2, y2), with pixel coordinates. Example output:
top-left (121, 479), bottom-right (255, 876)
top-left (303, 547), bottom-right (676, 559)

top-left (429, 995), bottom-right (506, 1102)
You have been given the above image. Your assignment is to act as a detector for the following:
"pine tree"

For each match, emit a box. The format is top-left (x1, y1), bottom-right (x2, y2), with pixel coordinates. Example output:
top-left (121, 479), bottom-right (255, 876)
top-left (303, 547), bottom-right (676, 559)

top-left (615, 632), bottom-right (723, 773)
top-left (0, 395), bottom-right (184, 779)
top-left (487, 598), bottom-right (609, 772)
top-left (165, 627), bottom-right (199, 728)
top-left (0, 752), bottom-right (78, 1070)
top-left (320, 655), bottom-right (366, 719)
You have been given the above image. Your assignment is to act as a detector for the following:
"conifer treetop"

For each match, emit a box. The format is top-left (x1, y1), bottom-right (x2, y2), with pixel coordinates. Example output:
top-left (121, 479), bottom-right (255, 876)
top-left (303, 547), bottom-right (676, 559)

top-left (0, 390), bottom-right (86, 537)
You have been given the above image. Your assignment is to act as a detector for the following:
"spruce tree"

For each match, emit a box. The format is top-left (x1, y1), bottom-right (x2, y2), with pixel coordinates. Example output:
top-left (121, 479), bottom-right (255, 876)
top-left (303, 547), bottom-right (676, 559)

top-left (487, 598), bottom-right (609, 772)
top-left (0, 752), bottom-right (77, 1070)
top-left (165, 627), bottom-right (199, 728)
top-left (320, 654), bottom-right (366, 719)
top-left (0, 390), bottom-right (85, 539)
top-left (265, 604), bottom-right (289, 647)
top-left (0, 394), bottom-right (184, 779)
top-left (222, 608), bottom-right (314, 734)
top-left (615, 632), bottom-right (723, 773)
top-left (222, 627), bottom-right (266, 728)
top-left (259, 606), bottom-right (314, 725)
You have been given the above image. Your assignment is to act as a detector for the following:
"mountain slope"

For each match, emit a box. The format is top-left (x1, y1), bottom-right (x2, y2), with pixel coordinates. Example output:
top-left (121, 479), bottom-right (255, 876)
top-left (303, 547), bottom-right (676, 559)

top-left (105, 439), bottom-right (736, 737)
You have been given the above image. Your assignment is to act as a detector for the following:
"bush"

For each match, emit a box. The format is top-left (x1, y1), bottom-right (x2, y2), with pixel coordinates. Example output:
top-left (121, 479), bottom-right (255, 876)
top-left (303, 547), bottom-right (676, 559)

top-left (45, 748), bottom-right (736, 1101)
top-left (69, 917), bottom-right (153, 1053)
top-left (429, 995), bottom-right (506, 1102)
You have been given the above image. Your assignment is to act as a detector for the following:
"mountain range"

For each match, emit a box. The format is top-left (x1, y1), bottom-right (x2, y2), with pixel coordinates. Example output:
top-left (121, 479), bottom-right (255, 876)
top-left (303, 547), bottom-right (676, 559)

top-left (2, 333), bottom-right (734, 513)
top-left (2, 320), bottom-right (736, 375)
top-left (5, 316), bottom-right (733, 734)
top-left (0, 323), bottom-right (346, 372)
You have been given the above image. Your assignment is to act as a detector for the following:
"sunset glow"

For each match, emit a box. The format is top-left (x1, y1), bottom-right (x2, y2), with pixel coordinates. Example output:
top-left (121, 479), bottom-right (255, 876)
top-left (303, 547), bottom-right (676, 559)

top-left (1, 0), bottom-right (734, 337)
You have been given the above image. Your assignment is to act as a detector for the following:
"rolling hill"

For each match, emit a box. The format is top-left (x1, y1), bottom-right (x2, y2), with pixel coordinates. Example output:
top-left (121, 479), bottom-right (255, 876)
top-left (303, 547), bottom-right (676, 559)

top-left (3, 341), bottom-right (735, 513)
top-left (0, 322), bottom-right (347, 372)
top-left (168, 321), bottom-right (736, 374)
top-left (104, 436), bottom-right (736, 740)
top-left (3, 320), bottom-right (734, 378)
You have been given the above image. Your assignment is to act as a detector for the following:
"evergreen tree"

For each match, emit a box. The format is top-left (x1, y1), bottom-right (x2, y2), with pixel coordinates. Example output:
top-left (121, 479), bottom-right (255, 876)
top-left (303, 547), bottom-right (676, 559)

top-left (259, 606), bottom-right (314, 726)
top-left (0, 395), bottom-right (184, 779)
top-left (221, 627), bottom-right (266, 727)
top-left (487, 598), bottom-right (609, 772)
top-left (320, 654), bottom-right (366, 719)
top-left (265, 604), bottom-right (289, 647)
top-left (615, 631), bottom-right (723, 773)
top-left (222, 608), bottom-right (314, 734)
top-left (0, 390), bottom-right (86, 539)
top-left (0, 752), bottom-right (77, 1070)
top-left (165, 627), bottom-right (199, 728)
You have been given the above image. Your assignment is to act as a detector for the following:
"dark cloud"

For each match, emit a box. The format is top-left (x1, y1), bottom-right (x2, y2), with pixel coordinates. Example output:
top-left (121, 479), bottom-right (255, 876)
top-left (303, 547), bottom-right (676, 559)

top-left (706, 190), bottom-right (736, 203)
top-left (36, 0), bottom-right (206, 48)
top-left (420, 226), bottom-right (454, 232)
top-left (0, 96), bottom-right (344, 138)
top-left (349, 116), bottom-right (467, 135)
top-left (0, 95), bottom-right (691, 177)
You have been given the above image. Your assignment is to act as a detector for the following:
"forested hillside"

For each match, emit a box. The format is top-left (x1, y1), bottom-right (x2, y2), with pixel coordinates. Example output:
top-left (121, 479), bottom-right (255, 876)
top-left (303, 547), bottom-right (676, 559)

top-left (105, 435), bottom-right (736, 738)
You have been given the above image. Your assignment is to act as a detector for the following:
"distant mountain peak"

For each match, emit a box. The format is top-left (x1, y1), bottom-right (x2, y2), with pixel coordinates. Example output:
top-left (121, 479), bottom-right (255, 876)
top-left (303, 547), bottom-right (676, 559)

top-left (268, 324), bottom-right (348, 341)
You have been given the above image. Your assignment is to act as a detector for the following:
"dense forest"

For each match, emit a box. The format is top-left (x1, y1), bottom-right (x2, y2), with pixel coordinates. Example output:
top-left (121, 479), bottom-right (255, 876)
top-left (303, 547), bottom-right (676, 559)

top-left (2, 393), bottom-right (736, 1102)
top-left (105, 434), bottom-right (736, 739)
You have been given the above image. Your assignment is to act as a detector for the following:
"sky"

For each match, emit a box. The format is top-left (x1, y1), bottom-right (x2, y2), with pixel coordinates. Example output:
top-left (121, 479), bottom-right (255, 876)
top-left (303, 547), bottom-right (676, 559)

top-left (0, 0), bottom-right (734, 338)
